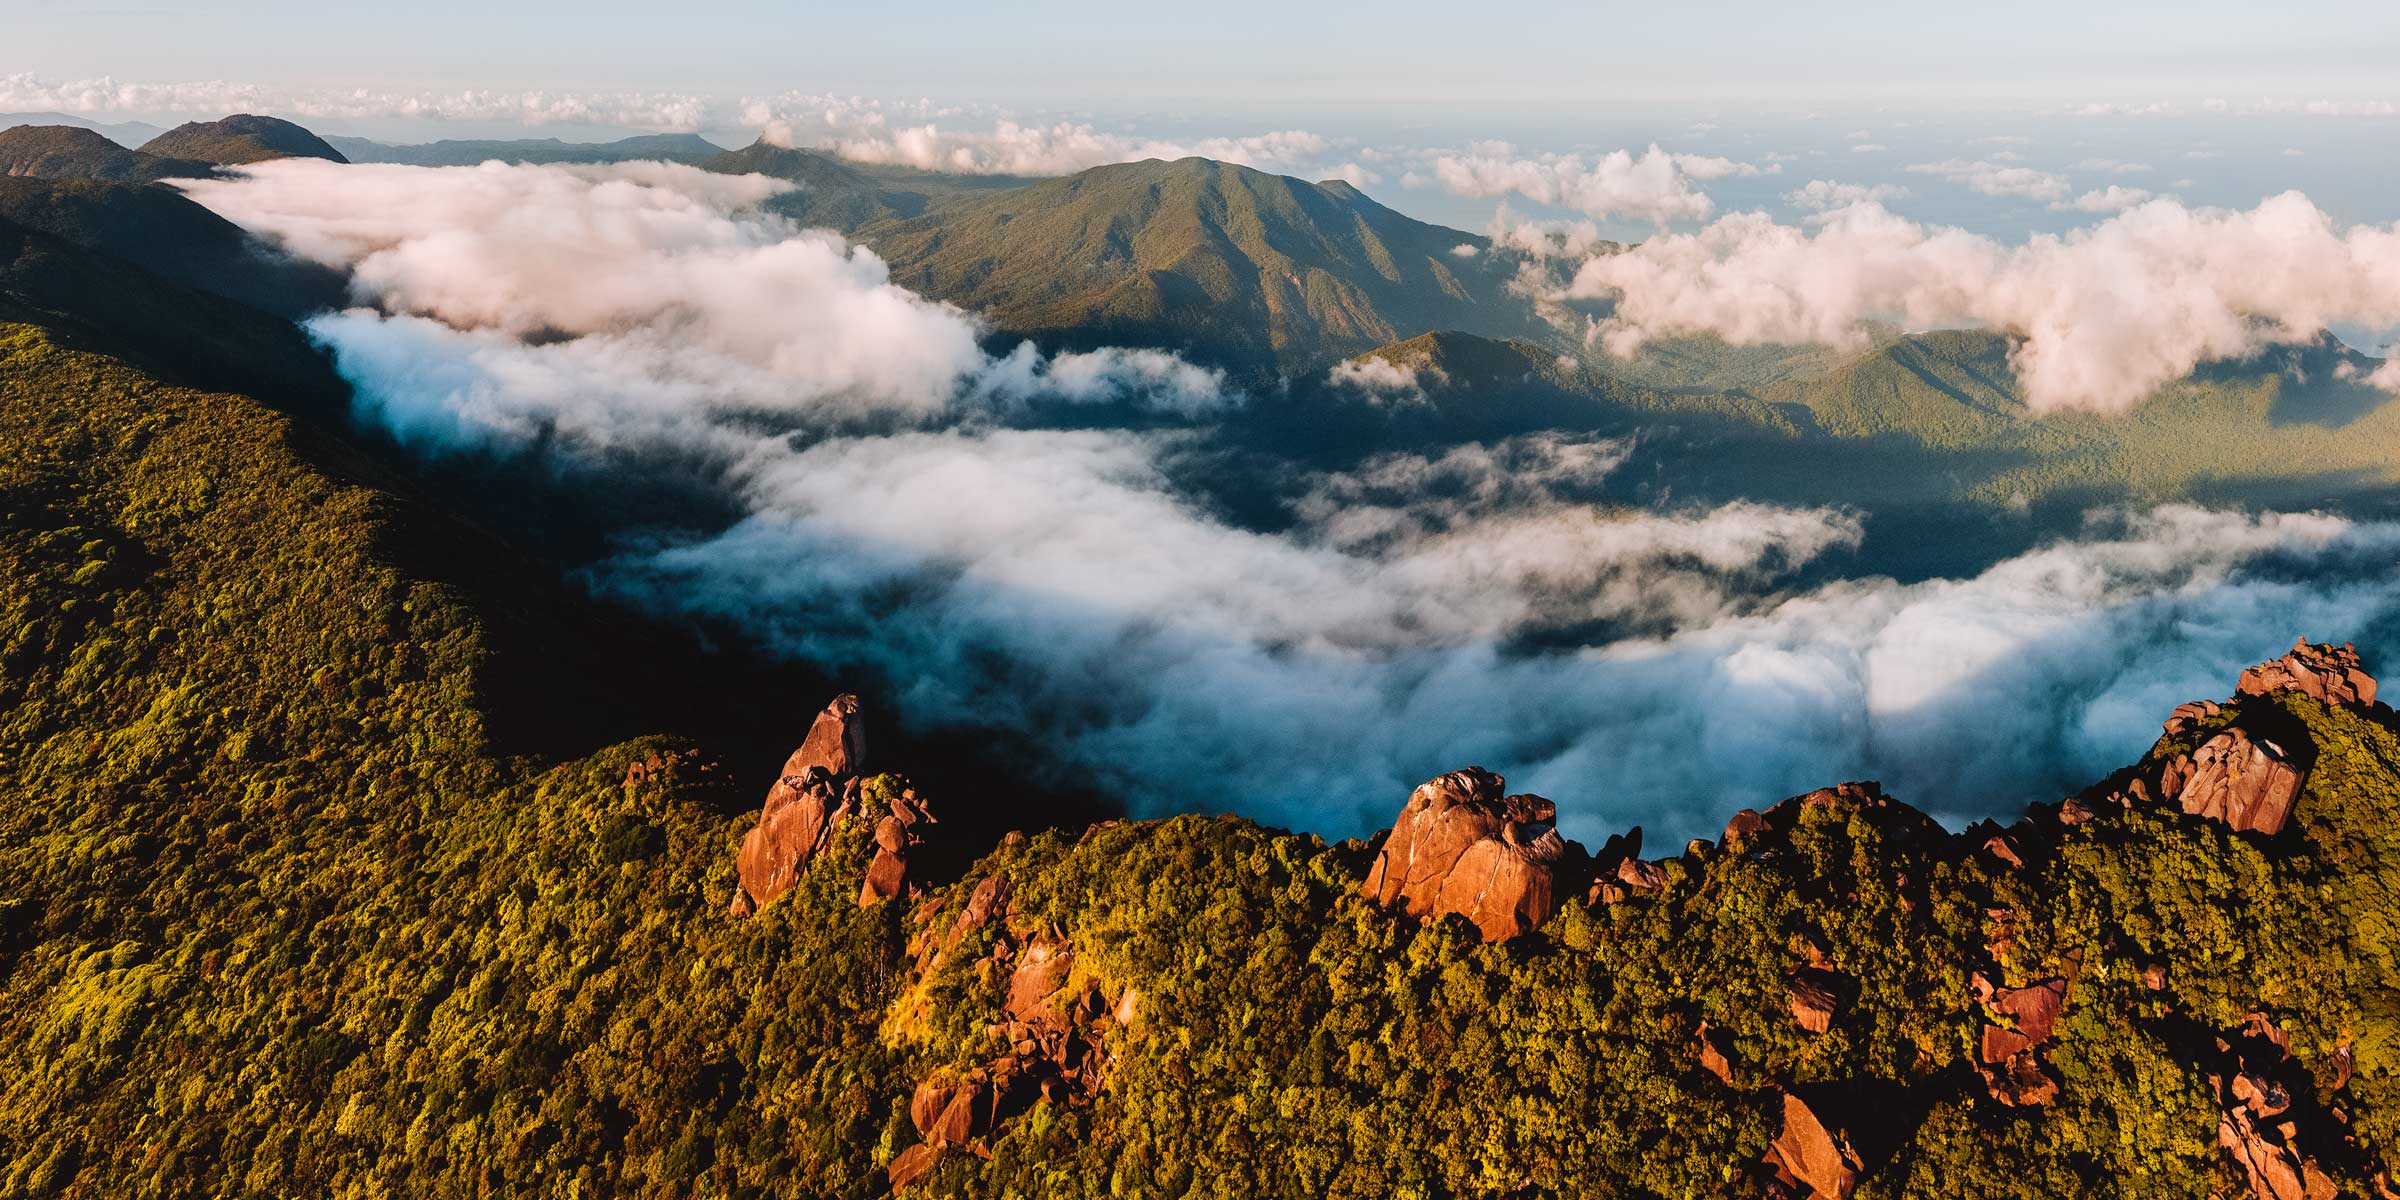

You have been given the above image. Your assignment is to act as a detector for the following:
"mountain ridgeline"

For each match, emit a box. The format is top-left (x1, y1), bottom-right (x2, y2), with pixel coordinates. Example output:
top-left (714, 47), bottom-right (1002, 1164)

top-left (8, 112), bottom-right (2400, 1200)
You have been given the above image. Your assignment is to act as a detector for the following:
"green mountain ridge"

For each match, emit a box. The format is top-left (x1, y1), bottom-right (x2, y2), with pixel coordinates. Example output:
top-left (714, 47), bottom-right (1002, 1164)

top-left (857, 156), bottom-right (1556, 377)
top-left (0, 126), bottom-right (218, 186)
top-left (139, 115), bottom-right (348, 167)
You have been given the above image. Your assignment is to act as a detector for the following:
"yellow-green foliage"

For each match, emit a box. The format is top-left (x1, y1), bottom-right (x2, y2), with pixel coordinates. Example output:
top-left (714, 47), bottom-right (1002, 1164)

top-left (4, 322), bottom-right (2400, 1199)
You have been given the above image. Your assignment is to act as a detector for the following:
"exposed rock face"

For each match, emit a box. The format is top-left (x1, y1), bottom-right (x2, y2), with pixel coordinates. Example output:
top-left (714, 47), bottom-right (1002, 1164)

top-left (1766, 1092), bottom-right (1862, 1199)
top-left (730, 695), bottom-right (869, 916)
top-left (2212, 1013), bottom-right (2340, 1200)
top-left (1695, 1021), bottom-right (1735, 1084)
top-left (1975, 977), bottom-right (2068, 1107)
top-left (861, 785), bottom-right (936, 906)
top-left (1362, 768), bottom-right (1576, 941)
top-left (2239, 640), bottom-right (2377, 709)
top-left (2168, 728), bottom-right (2304, 835)
top-left (1788, 968), bottom-right (1842, 1035)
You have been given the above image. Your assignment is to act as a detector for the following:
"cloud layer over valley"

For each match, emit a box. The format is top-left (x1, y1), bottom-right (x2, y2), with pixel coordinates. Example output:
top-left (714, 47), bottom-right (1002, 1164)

top-left (176, 159), bottom-right (2400, 844)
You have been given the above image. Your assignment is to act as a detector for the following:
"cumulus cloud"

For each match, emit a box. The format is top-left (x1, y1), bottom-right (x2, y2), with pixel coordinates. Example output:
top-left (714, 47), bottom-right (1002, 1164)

top-left (2055, 185), bottom-right (2157, 214)
top-left (0, 71), bottom-right (719, 131)
top-left (1327, 357), bottom-right (1444, 403)
top-left (1784, 179), bottom-right (1910, 213)
top-left (1424, 144), bottom-right (1761, 225)
top-left (1550, 192), bottom-right (2400, 413)
top-left (1905, 158), bottom-right (2071, 202)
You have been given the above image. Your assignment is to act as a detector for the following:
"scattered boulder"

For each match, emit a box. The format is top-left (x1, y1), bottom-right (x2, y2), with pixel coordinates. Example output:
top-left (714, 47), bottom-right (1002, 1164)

top-left (1788, 968), bottom-right (1842, 1035)
top-left (1362, 768), bottom-right (1578, 941)
top-left (1695, 1021), bottom-right (1735, 1085)
top-left (2238, 640), bottom-right (2376, 708)
top-left (1765, 1092), bottom-right (1862, 1200)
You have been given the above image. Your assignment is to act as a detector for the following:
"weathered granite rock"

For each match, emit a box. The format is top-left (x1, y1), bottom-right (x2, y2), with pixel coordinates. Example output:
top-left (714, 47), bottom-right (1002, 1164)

top-left (1978, 978), bottom-right (2067, 1064)
top-left (2169, 728), bottom-right (2305, 835)
top-left (730, 695), bottom-right (870, 915)
top-left (1362, 768), bottom-right (1577, 941)
top-left (1766, 1092), bottom-right (1862, 1199)
top-left (860, 785), bottom-right (937, 906)
top-left (2212, 1013), bottom-right (2339, 1200)
top-left (2239, 639), bottom-right (2377, 708)
top-left (1788, 967), bottom-right (1842, 1035)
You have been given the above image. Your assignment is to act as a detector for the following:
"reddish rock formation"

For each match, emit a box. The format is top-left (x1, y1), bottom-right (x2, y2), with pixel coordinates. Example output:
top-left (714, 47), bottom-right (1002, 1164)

top-left (1766, 1092), bottom-right (1862, 1199)
top-left (1695, 1021), bottom-right (1735, 1085)
top-left (2167, 728), bottom-right (2305, 835)
top-left (2212, 1013), bottom-right (2339, 1200)
top-left (861, 785), bottom-right (937, 906)
top-left (1788, 967), bottom-right (1841, 1035)
top-left (730, 695), bottom-right (869, 916)
top-left (1978, 978), bottom-right (2067, 1064)
top-left (1362, 768), bottom-right (1576, 941)
top-left (2239, 640), bottom-right (2377, 708)
top-left (887, 1142), bottom-right (940, 1190)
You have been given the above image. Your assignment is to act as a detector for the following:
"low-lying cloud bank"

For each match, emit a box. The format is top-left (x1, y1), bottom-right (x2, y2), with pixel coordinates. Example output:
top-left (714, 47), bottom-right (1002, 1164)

top-left (1557, 192), bottom-right (2400, 413)
top-left (179, 159), bottom-right (2400, 845)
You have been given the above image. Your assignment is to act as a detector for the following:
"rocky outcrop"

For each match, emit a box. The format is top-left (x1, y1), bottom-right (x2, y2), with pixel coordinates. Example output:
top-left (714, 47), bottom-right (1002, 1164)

top-left (1975, 976), bottom-right (2067, 1107)
top-left (730, 695), bottom-right (869, 916)
top-left (2212, 1013), bottom-right (2340, 1200)
top-left (2239, 639), bottom-right (2377, 708)
top-left (1362, 768), bottom-right (1576, 941)
top-left (861, 785), bottom-right (937, 905)
top-left (2168, 728), bottom-right (2304, 835)
top-left (1766, 1091), bottom-right (1863, 1199)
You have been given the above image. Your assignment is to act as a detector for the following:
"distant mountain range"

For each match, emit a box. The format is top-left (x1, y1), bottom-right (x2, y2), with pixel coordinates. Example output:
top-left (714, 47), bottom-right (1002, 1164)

top-left (0, 110), bottom-right (166, 147)
top-left (325, 132), bottom-right (725, 166)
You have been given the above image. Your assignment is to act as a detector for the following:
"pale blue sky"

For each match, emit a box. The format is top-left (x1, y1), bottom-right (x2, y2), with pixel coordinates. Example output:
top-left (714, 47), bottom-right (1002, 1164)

top-left (9, 0), bottom-right (2400, 241)
top-left (14, 0), bottom-right (2400, 113)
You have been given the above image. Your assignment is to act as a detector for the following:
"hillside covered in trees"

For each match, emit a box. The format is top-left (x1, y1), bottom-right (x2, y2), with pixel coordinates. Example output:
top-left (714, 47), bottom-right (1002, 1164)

top-left (2, 314), bottom-right (2398, 1200)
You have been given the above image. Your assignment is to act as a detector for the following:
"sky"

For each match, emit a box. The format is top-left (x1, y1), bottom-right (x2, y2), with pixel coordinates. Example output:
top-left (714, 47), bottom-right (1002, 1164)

top-left (12, 0), bottom-right (2400, 110)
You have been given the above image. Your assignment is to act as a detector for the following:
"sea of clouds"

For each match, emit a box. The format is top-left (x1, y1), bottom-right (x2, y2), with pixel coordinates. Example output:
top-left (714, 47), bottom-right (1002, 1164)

top-left (174, 158), bottom-right (2400, 843)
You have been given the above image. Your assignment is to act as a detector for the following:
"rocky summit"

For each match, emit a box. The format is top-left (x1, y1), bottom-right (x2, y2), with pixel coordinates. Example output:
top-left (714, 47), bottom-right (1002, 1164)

top-left (1360, 767), bottom-right (1578, 940)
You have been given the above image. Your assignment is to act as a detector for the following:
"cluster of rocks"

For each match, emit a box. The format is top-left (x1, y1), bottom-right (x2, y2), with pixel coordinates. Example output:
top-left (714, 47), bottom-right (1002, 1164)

top-left (2069, 640), bottom-right (2376, 837)
top-left (887, 870), bottom-right (1140, 1190)
top-left (2238, 639), bottom-right (2377, 708)
top-left (619, 746), bottom-right (719, 791)
top-left (2211, 1012), bottom-right (2341, 1200)
top-left (1974, 975), bottom-right (2067, 1107)
top-left (728, 694), bottom-right (940, 916)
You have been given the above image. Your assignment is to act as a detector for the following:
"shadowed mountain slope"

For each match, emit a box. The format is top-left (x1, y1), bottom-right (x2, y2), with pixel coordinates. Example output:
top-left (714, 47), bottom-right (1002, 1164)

top-left (0, 125), bottom-right (218, 185)
top-left (140, 114), bottom-right (349, 166)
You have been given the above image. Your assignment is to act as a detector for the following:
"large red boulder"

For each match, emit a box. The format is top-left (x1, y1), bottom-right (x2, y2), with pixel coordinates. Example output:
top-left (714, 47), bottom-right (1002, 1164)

top-left (730, 695), bottom-right (870, 915)
top-left (1765, 1092), bottom-right (1862, 1199)
top-left (1362, 768), bottom-right (1575, 941)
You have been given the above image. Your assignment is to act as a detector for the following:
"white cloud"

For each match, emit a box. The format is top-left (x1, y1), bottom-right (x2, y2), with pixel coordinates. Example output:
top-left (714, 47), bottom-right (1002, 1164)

top-left (1551, 192), bottom-right (2400, 414)
top-left (1849, 143), bottom-right (1888, 153)
top-left (1785, 179), bottom-right (1910, 213)
top-left (1326, 356), bottom-right (1442, 402)
top-left (1905, 158), bottom-right (2071, 202)
top-left (2054, 185), bottom-right (2156, 214)
top-left (2074, 158), bottom-right (2153, 175)
top-left (1426, 144), bottom-right (1755, 225)
top-left (177, 160), bottom-right (1238, 444)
